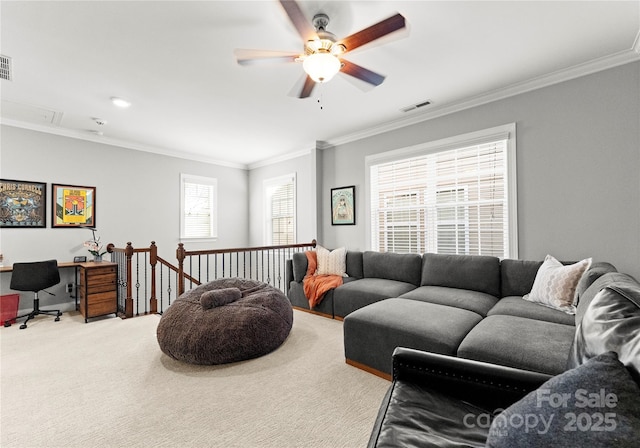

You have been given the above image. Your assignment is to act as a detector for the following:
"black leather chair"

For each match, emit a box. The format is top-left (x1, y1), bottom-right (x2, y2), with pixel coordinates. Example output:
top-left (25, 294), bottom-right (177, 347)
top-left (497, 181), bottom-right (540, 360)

top-left (5, 260), bottom-right (62, 329)
top-left (367, 348), bottom-right (551, 447)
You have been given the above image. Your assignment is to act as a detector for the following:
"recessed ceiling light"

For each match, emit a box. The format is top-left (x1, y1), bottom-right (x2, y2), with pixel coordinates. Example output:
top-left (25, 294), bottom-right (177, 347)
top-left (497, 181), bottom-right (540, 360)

top-left (111, 97), bottom-right (131, 108)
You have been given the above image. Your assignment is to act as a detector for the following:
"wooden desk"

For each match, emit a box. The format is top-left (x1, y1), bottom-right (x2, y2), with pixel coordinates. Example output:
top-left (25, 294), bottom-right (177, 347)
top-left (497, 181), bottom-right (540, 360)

top-left (0, 261), bottom-right (81, 273)
top-left (1, 261), bottom-right (118, 323)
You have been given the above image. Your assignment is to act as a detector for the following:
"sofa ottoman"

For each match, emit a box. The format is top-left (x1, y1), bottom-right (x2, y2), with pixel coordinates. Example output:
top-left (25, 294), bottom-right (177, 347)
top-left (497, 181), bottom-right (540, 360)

top-left (344, 298), bottom-right (483, 377)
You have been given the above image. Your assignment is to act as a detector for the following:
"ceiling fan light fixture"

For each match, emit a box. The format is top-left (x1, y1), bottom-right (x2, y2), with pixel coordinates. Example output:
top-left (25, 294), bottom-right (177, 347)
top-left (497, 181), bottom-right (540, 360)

top-left (303, 51), bottom-right (341, 83)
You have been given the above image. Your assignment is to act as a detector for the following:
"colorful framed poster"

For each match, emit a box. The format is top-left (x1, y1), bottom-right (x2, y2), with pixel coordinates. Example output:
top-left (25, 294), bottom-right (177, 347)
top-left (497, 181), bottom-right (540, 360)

top-left (52, 184), bottom-right (96, 228)
top-left (0, 179), bottom-right (47, 228)
top-left (331, 185), bottom-right (355, 225)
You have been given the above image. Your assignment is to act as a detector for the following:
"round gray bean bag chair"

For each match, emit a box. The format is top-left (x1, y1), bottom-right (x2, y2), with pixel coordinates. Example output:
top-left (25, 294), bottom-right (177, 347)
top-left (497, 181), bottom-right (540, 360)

top-left (157, 278), bottom-right (293, 365)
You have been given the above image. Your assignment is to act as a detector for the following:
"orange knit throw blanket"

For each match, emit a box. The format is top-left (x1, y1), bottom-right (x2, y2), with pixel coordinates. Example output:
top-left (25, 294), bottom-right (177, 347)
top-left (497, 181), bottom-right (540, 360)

top-left (302, 250), bottom-right (343, 309)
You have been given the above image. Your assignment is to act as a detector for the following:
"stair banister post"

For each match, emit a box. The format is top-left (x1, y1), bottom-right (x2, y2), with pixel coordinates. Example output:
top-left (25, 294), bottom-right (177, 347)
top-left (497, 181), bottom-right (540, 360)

top-left (177, 243), bottom-right (186, 296)
top-left (149, 241), bottom-right (158, 314)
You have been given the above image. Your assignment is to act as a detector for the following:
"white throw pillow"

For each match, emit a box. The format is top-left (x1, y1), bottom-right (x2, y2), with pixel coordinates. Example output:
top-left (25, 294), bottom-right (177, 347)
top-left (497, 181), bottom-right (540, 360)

top-left (315, 245), bottom-right (347, 276)
top-left (523, 254), bottom-right (592, 314)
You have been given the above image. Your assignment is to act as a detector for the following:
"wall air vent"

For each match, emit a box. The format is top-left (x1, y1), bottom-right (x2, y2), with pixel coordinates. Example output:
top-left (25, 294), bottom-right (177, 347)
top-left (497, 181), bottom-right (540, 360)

top-left (0, 55), bottom-right (13, 81)
top-left (401, 99), bottom-right (431, 113)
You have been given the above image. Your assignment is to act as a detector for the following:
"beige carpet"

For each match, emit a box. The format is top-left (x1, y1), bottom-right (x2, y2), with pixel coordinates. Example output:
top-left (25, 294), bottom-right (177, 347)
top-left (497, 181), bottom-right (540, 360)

top-left (0, 310), bottom-right (389, 448)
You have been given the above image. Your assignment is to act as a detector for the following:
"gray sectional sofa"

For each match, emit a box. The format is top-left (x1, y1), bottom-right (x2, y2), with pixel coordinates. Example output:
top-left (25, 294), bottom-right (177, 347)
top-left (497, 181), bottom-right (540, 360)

top-left (286, 250), bottom-right (621, 377)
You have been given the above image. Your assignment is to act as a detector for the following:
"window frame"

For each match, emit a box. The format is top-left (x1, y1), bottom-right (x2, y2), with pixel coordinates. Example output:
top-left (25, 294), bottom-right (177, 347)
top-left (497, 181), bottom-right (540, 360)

top-left (263, 173), bottom-right (297, 245)
top-left (365, 123), bottom-right (518, 258)
top-left (179, 173), bottom-right (218, 241)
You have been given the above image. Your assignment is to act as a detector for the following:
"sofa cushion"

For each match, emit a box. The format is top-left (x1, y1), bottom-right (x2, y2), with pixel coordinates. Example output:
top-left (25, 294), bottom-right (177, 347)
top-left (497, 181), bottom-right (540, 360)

top-left (344, 298), bottom-right (483, 375)
top-left (346, 251), bottom-right (364, 279)
top-left (500, 259), bottom-right (543, 297)
top-left (501, 259), bottom-right (615, 301)
top-left (488, 296), bottom-right (575, 325)
top-left (333, 278), bottom-right (417, 318)
top-left (457, 315), bottom-right (575, 375)
top-left (362, 251), bottom-right (422, 286)
top-left (421, 253), bottom-right (501, 297)
top-left (568, 284), bottom-right (640, 379)
top-left (486, 352), bottom-right (640, 448)
top-left (400, 286), bottom-right (499, 317)
top-left (291, 252), bottom-right (308, 283)
top-left (522, 255), bottom-right (592, 314)
top-left (369, 380), bottom-right (490, 448)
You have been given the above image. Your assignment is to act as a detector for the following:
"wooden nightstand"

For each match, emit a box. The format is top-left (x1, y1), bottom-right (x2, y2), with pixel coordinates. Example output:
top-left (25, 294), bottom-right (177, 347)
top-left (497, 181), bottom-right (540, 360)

top-left (78, 262), bottom-right (118, 323)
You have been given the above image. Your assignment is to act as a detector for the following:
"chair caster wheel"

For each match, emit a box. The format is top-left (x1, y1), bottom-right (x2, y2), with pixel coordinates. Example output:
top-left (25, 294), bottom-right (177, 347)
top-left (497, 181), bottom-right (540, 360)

top-left (55, 317), bottom-right (60, 322)
top-left (4, 321), bottom-right (11, 327)
top-left (19, 324), bottom-right (27, 329)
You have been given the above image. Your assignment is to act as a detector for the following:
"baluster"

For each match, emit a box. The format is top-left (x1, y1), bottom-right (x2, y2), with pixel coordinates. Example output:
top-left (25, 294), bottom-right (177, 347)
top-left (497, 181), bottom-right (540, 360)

top-left (123, 242), bottom-right (134, 318)
top-left (176, 243), bottom-right (186, 296)
top-left (150, 241), bottom-right (157, 314)
top-left (135, 252), bottom-right (141, 316)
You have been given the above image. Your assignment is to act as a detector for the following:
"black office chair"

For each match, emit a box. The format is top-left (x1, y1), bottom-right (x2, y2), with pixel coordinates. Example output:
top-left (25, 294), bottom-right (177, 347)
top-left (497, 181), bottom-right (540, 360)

top-left (5, 260), bottom-right (62, 329)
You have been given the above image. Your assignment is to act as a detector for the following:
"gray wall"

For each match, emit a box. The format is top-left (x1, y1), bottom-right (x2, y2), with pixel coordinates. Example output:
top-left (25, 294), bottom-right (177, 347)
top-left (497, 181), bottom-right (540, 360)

top-left (248, 151), bottom-right (317, 246)
top-left (320, 62), bottom-right (640, 279)
top-left (2, 61), bottom-right (638, 313)
top-left (0, 125), bottom-right (249, 309)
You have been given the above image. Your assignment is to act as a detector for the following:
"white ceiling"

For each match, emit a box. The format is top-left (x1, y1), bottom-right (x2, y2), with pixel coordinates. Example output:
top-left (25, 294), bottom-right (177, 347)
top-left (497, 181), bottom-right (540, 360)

top-left (1, 1), bottom-right (639, 168)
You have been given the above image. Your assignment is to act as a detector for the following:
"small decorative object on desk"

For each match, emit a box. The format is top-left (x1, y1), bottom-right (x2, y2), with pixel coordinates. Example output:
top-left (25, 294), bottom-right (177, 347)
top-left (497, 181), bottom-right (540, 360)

top-left (83, 228), bottom-right (107, 262)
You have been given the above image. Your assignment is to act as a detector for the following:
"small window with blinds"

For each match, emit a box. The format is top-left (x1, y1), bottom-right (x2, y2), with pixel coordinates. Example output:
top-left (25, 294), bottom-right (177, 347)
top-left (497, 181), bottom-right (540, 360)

top-left (264, 174), bottom-right (296, 245)
top-left (368, 124), bottom-right (517, 258)
top-left (180, 174), bottom-right (217, 240)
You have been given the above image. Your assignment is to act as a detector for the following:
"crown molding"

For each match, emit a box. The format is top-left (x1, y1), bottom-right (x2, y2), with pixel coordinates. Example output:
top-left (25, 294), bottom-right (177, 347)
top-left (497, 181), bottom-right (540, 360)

top-left (322, 48), bottom-right (640, 149)
top-left (247, 147), bottom-right (312, 170)
top-left (0, 118), bottom-right (247, 170)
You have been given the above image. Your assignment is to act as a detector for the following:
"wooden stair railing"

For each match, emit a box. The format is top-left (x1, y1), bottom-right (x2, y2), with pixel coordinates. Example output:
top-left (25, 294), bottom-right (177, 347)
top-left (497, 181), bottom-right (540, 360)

top-left (176, 240), bottom-right (317, 296)
top-left (107, 240), bottom-right (316, 318)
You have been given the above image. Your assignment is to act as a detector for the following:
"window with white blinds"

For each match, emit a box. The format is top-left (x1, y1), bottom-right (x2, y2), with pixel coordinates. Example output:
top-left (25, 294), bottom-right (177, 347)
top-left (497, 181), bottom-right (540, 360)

top-left (180, 174), bottom-right (217, 239)
top-left (367, 124), bottom-right (517, 258)
top-left (264, 174), bottom-right (296, 245)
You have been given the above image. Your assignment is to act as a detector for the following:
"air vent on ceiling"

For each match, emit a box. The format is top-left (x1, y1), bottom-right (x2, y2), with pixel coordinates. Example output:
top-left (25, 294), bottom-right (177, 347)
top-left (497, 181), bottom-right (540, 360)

top-left (401, 100), bottom-right (431, 113)
top-left (0, 55), bottom-right (13, 81)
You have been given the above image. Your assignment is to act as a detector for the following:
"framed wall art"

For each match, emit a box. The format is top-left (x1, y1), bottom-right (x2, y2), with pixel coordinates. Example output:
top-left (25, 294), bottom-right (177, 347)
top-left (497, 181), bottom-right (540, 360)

top-left (0, 179), bottom-right (47, 228)
top-left (52, 184), bottom-right (96, 228)
top-left (331, 185), bottom-right (356, 225)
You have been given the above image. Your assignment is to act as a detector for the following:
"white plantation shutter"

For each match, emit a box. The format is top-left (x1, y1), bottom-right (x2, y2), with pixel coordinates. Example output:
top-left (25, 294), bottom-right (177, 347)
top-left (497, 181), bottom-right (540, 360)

top-left (180, 174), bottom-right (217, 239)
top-left (368, 125), bottom-right (517, 258)
top-left (264, 174), bottom-right (296, 245)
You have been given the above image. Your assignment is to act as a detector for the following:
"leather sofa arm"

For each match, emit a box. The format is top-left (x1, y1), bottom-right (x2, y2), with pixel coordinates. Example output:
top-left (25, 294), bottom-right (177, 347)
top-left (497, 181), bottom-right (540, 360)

top-left (392, 347), bottom-right (553, 409)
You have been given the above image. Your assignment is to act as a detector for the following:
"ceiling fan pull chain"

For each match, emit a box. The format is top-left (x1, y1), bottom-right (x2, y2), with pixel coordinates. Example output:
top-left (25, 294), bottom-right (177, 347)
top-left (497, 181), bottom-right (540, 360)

top-left (317, 85), bottom-right (324, 110)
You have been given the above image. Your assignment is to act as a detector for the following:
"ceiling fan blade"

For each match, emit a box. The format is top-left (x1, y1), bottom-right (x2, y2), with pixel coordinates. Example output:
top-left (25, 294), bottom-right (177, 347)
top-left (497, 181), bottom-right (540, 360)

top-left (299, 75), bottom-right (316, 98)
top-left (279, 0), bottom-right (317, 41)
top-left (234, 49), bottom-right (299, 66)
top-left (340, 59), bottom-right (385, 86)
top-left (338, 13), bottom-right (406, 53)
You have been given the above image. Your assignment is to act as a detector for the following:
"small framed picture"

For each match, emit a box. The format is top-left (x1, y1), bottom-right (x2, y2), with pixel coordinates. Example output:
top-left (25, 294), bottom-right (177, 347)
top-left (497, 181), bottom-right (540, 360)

top-left (331, 185), bottom-right (356, 225)
top-left (52, 184), bottom-right (96, 228)
top-left (73, 256), bottom-right (87, 263)
top-left (0, 179), bottom-right (47, 228)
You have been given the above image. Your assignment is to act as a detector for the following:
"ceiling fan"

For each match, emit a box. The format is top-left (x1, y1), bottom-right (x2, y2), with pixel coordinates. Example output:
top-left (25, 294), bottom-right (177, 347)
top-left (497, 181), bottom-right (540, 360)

top-left (234, 0), bottom-right (407, 98)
